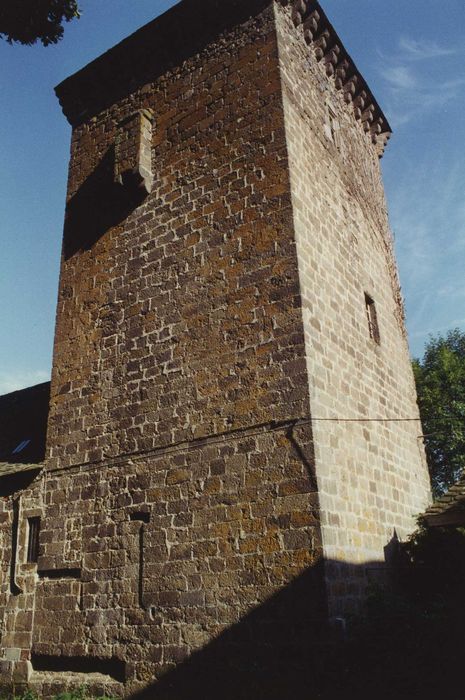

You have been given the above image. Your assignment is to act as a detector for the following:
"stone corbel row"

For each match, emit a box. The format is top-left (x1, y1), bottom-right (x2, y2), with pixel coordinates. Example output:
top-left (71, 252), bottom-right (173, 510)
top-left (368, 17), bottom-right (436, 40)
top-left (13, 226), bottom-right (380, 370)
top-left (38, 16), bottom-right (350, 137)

top-left (279, 0), bottom-right (391, 156)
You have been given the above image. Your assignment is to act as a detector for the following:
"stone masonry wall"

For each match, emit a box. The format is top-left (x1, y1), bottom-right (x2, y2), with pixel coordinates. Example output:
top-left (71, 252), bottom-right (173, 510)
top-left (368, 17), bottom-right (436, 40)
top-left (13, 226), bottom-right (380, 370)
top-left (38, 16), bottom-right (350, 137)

top-left (1, 1), bottom-right (325, 695)
top-left (275, 2), bottom-right (431, 613)
top-left (0, 0), bottom-right (434, 694)
top-left (0, 424), bottom-right (322, 697)
top-left (48, 1), bottom-right (310, 469)
top-left (29, 423), bottom-right (321, 697)
top-left (0, 474), bottom-right (43, 686)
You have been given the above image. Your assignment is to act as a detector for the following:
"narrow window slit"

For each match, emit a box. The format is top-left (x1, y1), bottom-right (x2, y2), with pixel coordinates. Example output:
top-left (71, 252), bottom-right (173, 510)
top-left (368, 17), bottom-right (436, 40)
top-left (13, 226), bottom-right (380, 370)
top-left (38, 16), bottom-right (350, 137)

top-left (27, 516), bottom-right (41, 563)
top-left (129, 510), bottom-right (150, 610)
top-left (365, 293), bottom-right (380, 344)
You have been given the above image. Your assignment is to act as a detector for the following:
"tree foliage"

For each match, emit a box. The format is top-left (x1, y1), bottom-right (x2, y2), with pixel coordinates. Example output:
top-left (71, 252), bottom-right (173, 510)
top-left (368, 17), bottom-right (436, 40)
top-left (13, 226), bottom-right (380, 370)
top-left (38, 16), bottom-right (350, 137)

top-left (0, 0), bottom-right (79, 47)
top-left (413, 329), bottom-right (465, 495)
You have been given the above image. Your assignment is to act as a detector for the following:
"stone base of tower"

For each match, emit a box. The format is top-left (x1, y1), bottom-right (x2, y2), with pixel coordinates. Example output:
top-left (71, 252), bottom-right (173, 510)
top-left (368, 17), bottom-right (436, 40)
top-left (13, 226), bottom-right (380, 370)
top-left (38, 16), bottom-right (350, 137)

top-left (0, 421), bottom-right (327, 698)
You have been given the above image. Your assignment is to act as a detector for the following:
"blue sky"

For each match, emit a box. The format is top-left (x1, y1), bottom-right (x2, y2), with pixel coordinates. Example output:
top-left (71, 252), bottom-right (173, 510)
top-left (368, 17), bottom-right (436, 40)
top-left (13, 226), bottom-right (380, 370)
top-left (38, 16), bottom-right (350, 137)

top-left (0, 0), bottom-right (464, 394)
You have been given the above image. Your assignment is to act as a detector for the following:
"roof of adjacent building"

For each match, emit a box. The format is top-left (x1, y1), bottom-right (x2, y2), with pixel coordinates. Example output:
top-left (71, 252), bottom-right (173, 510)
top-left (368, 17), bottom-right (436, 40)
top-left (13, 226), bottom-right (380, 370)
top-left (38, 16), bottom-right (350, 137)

top-left (0, 462), bottom-right (43, 478)
top-left (0, 382), bottom-right (50, 465)
top-left (423, 473), bottom-right (465, 527)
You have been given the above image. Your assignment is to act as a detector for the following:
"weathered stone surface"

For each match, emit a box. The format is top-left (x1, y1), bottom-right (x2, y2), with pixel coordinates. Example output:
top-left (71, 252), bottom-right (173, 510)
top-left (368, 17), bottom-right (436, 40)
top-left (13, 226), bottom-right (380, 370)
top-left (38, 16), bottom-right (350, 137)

top-left (274, 1), bottom-right (431, 612)
top-left (0, 0), bottom-right (430, 696)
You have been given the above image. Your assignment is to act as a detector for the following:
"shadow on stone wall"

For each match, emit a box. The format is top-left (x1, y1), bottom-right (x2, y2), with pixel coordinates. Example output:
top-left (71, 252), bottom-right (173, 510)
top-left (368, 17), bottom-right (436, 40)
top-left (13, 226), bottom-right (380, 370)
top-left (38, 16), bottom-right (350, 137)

top-left (129, 561), bottom-right (327, 700)
top-left (2, 539), bottom-right (461, 698)
top-left (126, 552), bottom-right (465, 700)
top-left (63, 148), bottom-right (146, 259)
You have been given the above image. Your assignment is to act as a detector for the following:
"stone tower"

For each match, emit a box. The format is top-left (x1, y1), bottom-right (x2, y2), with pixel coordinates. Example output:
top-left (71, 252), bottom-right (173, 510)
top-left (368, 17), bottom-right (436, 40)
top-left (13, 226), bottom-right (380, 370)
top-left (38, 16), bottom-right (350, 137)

top-left (0, 0), bottom-right (431, 696)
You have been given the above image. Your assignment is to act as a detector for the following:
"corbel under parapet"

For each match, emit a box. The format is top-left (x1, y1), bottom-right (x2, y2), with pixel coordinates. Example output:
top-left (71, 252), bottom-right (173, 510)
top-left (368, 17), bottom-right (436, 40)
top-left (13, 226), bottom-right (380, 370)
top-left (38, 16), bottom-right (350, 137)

top-left (278, 0), bottom-right (392, 157)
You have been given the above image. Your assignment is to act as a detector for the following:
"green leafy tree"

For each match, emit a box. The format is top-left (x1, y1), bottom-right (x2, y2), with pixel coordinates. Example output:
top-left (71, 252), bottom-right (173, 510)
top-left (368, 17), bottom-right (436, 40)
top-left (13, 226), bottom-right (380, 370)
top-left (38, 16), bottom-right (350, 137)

top-left (413, 329), bottom-right (465, 495)
top-left (0, 0), bottom-right (79, 46)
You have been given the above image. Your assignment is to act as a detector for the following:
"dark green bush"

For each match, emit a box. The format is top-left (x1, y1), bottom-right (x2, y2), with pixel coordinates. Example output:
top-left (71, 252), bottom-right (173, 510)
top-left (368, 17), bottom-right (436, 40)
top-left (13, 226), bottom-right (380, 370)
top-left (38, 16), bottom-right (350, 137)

top-left (315, 523), bottom-right (465, 700)
top-left (3, 688), bottom-right (116, 700)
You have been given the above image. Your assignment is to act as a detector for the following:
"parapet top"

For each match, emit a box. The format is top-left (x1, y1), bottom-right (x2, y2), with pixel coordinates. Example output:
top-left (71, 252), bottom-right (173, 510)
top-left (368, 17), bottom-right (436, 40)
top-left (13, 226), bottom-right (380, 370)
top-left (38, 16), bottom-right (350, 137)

top-left (55, 0), bottom-right (391, 155)
top-left (280, 0), bottom-right (391, 154)
top-left (55, 0), bottom-right (271, 126)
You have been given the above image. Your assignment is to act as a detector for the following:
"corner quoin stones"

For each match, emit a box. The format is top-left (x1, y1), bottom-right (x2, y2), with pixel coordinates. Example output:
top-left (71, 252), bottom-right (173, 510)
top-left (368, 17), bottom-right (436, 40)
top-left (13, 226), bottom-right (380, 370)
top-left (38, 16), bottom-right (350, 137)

top-left (0, 0), bottom-right (431, 696)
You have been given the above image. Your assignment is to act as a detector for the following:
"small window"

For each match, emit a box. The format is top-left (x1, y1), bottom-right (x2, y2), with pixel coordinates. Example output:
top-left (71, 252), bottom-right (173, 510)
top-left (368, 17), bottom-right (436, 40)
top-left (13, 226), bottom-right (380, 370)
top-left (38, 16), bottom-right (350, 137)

top-left (365, 294), bottom-right (380, 344)
top-left (27, 517), bottom-right (41, 563)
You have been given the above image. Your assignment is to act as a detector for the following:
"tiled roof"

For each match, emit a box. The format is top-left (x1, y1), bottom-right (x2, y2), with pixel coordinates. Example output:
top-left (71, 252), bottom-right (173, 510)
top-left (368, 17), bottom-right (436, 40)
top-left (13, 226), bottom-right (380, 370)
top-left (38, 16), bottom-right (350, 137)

top-left (0, 382), bottom-right (50, 464)
top-left (0, 461), bottom-right (43, 497)
top-left (0, 462), bottom-right (43, 479)
top-left (423, 473), bottom-right (465, 527)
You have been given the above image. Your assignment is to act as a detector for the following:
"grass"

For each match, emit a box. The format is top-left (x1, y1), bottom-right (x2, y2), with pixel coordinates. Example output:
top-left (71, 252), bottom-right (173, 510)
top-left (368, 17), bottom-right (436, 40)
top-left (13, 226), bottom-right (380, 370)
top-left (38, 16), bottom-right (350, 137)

top-left (4, 688), bottom-right (117, 700)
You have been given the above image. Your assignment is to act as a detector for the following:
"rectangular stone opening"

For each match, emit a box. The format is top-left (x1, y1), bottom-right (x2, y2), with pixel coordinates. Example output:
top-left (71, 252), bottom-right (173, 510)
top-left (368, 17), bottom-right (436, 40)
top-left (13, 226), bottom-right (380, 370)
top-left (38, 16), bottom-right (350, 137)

top-left (31, 654), bottom-right (126, 683)
top-left (364, 293), bottom-right (380, 344)
top-left (27, 517), bottom-right (40, 563)
top-left (37, 567), bottom-right (81, 580)
top-left (130, 511), bottom-right (150, 523)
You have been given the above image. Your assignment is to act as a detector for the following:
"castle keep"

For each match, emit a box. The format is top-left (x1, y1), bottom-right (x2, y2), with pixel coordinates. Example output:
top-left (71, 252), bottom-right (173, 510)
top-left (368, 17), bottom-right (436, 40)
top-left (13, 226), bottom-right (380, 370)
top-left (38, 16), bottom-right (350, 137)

top-left (0, 0), bottom-right (431, 696)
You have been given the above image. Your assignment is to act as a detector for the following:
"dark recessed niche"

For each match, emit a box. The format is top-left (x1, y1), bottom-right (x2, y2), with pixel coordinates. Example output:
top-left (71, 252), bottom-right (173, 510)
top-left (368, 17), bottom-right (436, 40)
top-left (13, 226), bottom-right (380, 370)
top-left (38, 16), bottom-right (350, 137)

top-left (364, 293), bottom-right (381, 345)
top-left (32, 654), bottom-right (126, 683)
top-left (27, 517), bottom-right (41, 563)
top-left (37, 567), bottom-right (81, 580)
top-left (130, 511), bottom-right (150, 523)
